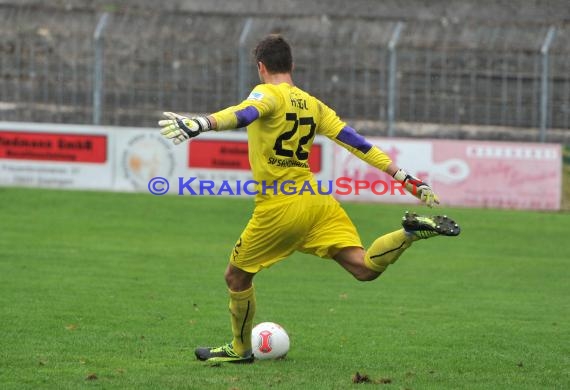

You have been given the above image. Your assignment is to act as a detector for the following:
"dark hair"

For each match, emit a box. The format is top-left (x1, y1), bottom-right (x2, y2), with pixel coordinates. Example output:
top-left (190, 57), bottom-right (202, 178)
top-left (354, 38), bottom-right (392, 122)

top-left (253, 34), bottom-right (293, 74)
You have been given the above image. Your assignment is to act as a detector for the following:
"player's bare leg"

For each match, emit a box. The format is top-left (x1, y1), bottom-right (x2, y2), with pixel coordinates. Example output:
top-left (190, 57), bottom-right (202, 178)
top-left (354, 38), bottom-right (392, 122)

top-left (224, 263), bottom-right (255, 292)
top-left (194, 264), bottom-right (256, 364)
top-left (334, 247), bottom-right (381, 281)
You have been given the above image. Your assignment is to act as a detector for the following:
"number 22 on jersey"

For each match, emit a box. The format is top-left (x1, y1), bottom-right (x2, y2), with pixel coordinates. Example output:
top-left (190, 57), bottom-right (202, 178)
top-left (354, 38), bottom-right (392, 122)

top-left (273, 113), bottom-right (316, 161)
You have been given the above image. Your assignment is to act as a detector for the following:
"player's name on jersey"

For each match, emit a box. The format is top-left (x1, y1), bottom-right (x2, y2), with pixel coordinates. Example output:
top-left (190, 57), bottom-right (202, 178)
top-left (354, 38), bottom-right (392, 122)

top-left (290, 97), bottom-right (308, 110)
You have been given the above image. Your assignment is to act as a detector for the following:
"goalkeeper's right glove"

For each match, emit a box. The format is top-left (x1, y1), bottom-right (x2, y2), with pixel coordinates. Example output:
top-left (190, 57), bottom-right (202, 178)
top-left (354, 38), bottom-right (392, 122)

top-left (393, 168), bottom-right (440, 208)
top-left (158, 111), bottom-right (212, 145)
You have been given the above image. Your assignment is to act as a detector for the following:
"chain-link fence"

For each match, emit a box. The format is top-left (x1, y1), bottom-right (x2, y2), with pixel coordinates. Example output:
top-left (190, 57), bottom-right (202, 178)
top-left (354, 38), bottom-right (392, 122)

top-left (1, 5), bottom-right (569, 139)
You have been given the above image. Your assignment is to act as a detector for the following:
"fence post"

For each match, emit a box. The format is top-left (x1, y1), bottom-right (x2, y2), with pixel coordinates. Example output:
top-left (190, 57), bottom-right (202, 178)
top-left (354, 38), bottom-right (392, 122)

top-left (387, 22), bottom-right (404, 137)
top-left (539, 26), bottom-right (556, 142)
top-left (238, 18), bottom-right (253, 102)
top-left (93, 13), bottom-right (110, 125)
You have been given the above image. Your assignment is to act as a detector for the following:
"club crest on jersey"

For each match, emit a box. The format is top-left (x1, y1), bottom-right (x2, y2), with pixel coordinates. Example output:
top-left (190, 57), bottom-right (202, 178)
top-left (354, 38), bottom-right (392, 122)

top-left (247, 91), bottom-right (264, 101)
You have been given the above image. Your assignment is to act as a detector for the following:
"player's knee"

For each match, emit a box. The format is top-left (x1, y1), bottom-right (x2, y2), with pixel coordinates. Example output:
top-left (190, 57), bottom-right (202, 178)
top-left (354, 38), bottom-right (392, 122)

top-left (224, 268), bottom-right (233, 286)
top-left (224, 267), bottom-right (240, 289)
top-left (352, 267), bottom-right (381, 282)
top-left (224, 263), bottom-right (255, 291)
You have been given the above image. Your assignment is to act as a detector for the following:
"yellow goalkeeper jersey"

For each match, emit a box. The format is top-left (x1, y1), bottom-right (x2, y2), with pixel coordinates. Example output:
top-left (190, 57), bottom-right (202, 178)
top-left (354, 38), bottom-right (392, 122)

top-left (211, 82), bottom-right (392, 203)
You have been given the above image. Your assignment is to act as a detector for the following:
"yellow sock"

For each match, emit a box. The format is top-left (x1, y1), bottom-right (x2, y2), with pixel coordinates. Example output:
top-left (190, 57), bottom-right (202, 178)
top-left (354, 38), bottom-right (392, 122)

top-left (364, 229), bottom-right (415, 272)
top-left (229, 285), bottom-right (256, 356)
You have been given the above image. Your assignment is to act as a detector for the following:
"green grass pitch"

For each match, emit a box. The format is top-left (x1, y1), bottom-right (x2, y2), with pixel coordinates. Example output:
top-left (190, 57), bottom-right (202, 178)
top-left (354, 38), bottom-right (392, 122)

top-left (0, 187), bottom-right (568, 389)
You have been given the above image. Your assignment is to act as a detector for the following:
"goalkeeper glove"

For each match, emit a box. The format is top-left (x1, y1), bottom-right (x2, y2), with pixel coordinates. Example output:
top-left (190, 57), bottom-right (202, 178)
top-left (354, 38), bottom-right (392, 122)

top-left (158, 111), bottom-right (212, 145)
top-left (393, 168), bottom-right (440, 208)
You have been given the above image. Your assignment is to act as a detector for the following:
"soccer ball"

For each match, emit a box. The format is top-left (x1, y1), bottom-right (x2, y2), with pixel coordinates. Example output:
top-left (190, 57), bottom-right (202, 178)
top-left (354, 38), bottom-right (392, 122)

top-left (251, 322), bottom-right (290, 360)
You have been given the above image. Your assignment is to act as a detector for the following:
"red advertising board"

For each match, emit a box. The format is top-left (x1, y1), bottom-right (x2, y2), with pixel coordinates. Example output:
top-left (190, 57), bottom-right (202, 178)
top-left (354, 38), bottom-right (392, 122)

top-left (0, 131), bottom-right (107, 163)
top-left (188, 139), bottom-right (322, 173)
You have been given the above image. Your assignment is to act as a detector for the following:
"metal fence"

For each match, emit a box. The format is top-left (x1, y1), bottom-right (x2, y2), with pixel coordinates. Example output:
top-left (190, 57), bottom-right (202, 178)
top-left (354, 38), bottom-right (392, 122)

top-left (1, 6), bottom-right (569, 140)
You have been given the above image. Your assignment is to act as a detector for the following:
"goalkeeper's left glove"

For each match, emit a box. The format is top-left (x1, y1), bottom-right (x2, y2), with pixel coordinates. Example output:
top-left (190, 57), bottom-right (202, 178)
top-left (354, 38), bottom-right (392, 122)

top-left (158, 111), bottom-right (212, 145)
top-left (393, 168), bottom-right (440, 207)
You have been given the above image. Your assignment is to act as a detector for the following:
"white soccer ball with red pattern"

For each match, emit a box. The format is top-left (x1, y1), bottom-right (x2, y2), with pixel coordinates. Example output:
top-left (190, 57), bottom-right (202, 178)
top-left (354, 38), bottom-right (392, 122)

top-left (251, 322), bottom-right (290, 360)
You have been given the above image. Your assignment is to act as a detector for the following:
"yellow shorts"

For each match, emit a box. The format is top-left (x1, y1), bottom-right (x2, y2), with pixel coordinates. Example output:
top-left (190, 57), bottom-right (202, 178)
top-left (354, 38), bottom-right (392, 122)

top-left (230, 194), bottom-right (362, 273)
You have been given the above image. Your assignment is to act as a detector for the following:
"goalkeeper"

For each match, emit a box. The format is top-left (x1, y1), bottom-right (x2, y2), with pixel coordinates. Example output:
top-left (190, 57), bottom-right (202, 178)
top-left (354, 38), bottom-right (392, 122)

top-left (159, 35), bottom-right (460, 364)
